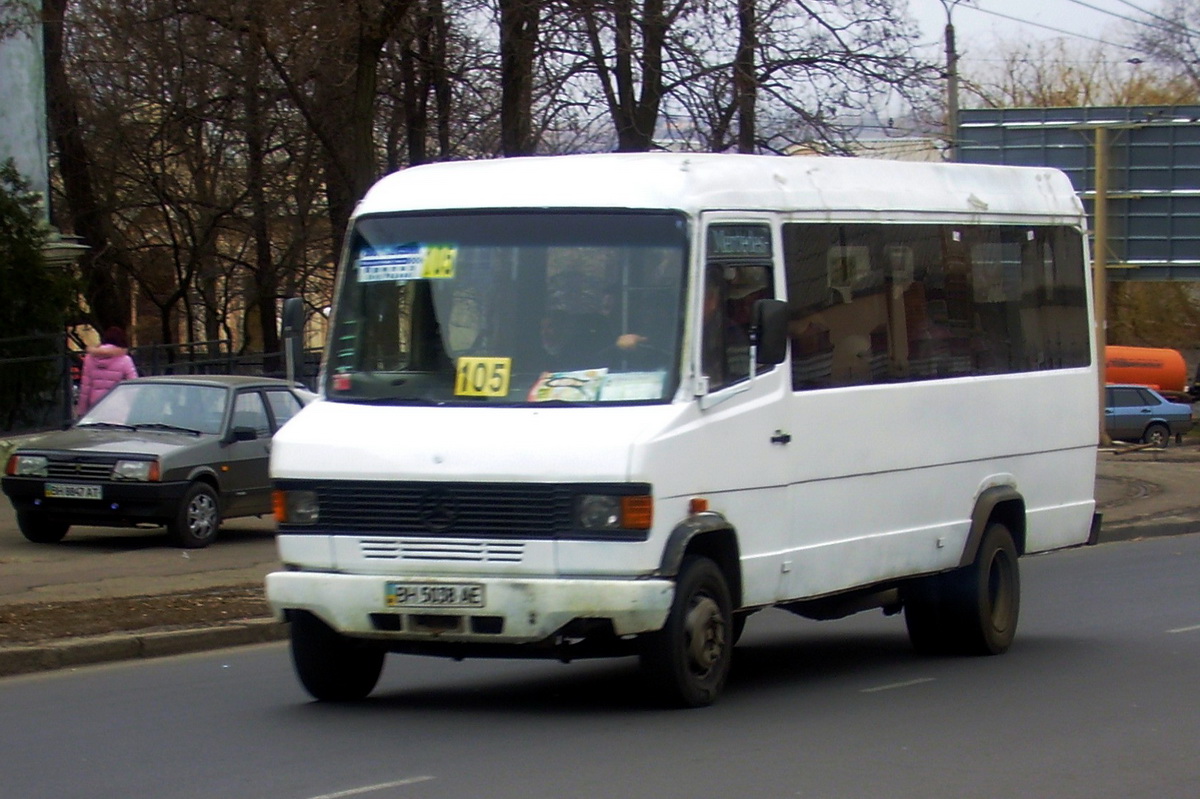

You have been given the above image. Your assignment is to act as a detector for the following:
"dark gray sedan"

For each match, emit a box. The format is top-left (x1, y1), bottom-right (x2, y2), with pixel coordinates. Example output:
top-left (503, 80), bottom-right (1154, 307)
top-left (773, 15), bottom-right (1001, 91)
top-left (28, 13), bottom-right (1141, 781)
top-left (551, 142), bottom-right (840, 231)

top-left (2, 375), bottom-right (314, 547)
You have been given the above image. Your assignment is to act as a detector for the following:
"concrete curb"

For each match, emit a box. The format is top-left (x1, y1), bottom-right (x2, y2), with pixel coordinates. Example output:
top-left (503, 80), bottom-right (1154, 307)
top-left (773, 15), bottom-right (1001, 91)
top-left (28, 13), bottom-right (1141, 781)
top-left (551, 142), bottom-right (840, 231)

top-left (0, 618), bottom-right (287, 678)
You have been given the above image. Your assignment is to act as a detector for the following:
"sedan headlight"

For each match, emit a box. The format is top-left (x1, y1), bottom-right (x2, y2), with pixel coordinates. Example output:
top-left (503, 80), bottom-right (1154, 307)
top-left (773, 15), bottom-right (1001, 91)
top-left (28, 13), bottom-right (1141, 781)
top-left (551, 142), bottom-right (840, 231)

top-left (111, 459), bottom-right (159, 481)
top-left (577, 493), bottom-right (653, 531)
top-left (6, 454), bottom-right (48, 477)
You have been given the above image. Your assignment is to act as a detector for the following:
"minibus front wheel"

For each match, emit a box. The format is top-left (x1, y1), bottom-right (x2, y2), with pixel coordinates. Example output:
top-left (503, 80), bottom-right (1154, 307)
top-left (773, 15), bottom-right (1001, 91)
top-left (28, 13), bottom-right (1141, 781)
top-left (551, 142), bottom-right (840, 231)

top-left (640, 555), bottom-right (733, 708)
top-left (289, 611), bottom-right (385, 701)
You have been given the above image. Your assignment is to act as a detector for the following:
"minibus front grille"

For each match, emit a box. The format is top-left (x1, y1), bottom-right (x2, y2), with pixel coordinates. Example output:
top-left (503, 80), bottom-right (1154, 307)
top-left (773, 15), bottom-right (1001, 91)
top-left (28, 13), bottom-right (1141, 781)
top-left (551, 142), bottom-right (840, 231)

top-left (360, 538), bottom-right (525, 562)
top-left (276, 479), bottom-right (651, 541)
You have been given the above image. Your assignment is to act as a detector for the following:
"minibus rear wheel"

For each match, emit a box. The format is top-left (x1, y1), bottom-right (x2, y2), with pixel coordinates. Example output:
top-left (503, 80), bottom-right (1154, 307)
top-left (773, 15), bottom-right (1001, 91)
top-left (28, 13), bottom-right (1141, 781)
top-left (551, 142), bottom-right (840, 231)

top-left (904, 522), bottom-right (1020, 656)
top-left (290, 611), bottom-right (385, 701)
top-left (640, 555), bottom-right (733, 707)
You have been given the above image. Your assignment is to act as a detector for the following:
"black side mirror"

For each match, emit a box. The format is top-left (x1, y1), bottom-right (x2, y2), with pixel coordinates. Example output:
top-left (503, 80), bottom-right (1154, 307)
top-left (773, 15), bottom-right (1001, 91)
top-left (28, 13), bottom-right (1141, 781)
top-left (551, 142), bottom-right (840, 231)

top-left (751, 298), bottom-right (788, 366)
top-left (225, 425), bottom-right (258, 444)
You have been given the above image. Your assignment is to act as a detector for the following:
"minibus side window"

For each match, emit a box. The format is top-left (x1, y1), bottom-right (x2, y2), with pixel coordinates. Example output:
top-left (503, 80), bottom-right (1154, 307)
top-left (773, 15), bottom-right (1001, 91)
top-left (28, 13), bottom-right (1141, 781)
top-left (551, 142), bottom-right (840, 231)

top-left (783, 222), bottom-right (1090, 391)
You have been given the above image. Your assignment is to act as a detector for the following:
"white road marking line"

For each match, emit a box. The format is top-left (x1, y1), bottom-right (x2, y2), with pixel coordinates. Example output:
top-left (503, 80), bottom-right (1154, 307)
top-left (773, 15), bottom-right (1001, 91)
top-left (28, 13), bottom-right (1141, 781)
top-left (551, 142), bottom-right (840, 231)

top-left (860, 677), bottom-right (936, 694)
top-left (307, 776), bottom-right (436, 799)
top-left (1166, 624), bottom-right (1200, 634)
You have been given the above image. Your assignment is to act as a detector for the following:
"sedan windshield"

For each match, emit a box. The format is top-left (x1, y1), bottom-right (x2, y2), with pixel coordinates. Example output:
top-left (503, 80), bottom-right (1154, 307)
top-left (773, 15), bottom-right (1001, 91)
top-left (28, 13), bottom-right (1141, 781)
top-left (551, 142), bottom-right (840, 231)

top-left (326, 211), bottom-right (688, 405)
top-left (80, 383), bottom-right (229, 435)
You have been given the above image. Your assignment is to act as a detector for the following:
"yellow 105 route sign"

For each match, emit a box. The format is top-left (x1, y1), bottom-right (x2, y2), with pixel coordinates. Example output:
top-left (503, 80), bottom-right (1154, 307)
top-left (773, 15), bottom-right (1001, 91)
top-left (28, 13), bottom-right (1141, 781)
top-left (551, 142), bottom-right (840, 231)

top-left (455, 357), bottom-right (512, 397)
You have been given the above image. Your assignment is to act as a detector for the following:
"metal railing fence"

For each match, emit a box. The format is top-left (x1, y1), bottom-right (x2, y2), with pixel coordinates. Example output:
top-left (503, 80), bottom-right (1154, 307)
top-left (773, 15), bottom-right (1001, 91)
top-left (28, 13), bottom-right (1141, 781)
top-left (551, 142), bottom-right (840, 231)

top-left (0, 334), bottom-right (320, 436)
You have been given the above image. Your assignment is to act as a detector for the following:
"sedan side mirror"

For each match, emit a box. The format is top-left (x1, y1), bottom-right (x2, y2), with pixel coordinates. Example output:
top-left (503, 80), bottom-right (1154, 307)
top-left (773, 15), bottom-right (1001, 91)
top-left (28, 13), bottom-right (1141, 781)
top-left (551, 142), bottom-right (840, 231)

top-left (225, 426), bottom-right (258, 444)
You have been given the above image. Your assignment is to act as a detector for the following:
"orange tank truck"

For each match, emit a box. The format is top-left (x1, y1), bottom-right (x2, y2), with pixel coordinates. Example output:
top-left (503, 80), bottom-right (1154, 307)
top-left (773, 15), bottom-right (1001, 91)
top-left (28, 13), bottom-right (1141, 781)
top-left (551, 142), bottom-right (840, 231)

top-left (1104, 345), bottom-right (1187, 393)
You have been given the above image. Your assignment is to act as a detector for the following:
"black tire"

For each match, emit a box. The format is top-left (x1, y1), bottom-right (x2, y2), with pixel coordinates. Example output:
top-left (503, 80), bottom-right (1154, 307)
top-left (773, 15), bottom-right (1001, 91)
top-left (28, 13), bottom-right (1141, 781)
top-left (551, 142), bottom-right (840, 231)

top-left (16, 511), bottom-right (69, 544)
top-left (168, 482), bottom-right (221, 548)
top-left (640, 555), bottom-right (733, 707)
top-left (290, 611), bottom-right (385, 702)
top-left (1143, 423), bottom-right (1170, 448)
top-left (903, 522), bottom-right (1020, 656)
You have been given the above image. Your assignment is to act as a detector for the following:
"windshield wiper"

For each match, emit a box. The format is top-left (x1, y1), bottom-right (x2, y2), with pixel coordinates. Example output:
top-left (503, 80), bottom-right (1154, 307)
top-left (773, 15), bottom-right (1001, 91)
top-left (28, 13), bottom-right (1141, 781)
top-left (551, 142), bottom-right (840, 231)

top-left (133, 422), bottom-right (203, 435)
top-left (77, 421), bottom-right (136, 430)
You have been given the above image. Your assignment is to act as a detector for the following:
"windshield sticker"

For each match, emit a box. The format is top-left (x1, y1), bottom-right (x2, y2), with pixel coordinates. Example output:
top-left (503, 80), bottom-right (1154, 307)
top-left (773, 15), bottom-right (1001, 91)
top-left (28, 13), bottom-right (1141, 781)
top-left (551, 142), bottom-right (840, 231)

top-left (528, 369), bottom-right (609, 402)
top-left (455, 357), bottom-right (512, 397)
top-left (598, 371), bottom-right (666, 401)
top-left (356, 243), bottom-right (458, 282)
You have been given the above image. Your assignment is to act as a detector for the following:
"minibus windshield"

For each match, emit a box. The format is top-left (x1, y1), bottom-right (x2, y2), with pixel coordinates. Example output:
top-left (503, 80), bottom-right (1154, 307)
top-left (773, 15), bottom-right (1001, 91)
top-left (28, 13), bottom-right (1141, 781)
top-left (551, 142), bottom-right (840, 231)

top-left (325, 210), bottom-right (689, 405)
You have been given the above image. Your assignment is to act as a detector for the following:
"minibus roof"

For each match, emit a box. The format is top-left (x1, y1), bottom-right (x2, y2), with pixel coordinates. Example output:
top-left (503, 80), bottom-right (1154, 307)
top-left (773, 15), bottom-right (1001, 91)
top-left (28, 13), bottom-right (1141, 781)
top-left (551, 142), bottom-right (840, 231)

top-left (355, 153), bottom-right (1086, 224)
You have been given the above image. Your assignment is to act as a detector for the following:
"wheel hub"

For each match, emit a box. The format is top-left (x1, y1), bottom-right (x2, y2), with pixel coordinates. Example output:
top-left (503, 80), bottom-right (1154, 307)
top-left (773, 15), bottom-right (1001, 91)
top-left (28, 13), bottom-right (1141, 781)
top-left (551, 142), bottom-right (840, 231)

top-left (684, 595), bottom-right (725, 674)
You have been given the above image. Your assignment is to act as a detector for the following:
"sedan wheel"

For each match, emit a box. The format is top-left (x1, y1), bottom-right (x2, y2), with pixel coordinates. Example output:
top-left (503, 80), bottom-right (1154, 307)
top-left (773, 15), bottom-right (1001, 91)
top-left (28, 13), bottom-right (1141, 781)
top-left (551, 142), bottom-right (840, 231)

top-left (16, 511), bottom-right (70, 544)
top-left (168, 482), bottom-right (221, 548)
top-left (1143, 423), bottom-right (1170, 448)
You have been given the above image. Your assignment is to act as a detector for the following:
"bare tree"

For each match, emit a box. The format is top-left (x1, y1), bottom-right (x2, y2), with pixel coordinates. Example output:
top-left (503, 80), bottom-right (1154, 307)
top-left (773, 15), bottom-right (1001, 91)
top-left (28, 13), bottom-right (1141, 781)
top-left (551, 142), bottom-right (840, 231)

top-left (1132, 0), bottom-right (1200, 92)
top-left (564, 0), bottom-right (686, 152)
top-left (667, 0), bottom-right (937, 154)
top-left (965, 38), bottom-right (1197, 108)
top-left (499, 0), bottom-right (540, 155)
top-left (37, 0), bottom-right (947, 366)
top-left (43, 0), bottom-right (132, 332)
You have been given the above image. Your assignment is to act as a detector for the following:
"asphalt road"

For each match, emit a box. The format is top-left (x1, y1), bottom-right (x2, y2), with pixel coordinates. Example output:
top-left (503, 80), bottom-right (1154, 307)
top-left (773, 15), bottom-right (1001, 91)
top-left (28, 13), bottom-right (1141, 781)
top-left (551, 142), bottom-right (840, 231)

top-left (2, 532), bottom-right (1198, 799)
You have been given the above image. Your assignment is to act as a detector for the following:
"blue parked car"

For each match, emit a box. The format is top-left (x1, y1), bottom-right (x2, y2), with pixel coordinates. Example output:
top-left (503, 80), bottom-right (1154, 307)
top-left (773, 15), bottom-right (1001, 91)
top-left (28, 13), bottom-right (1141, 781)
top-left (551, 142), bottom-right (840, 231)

top-left (1104, 384), bottom-right (1194, 447)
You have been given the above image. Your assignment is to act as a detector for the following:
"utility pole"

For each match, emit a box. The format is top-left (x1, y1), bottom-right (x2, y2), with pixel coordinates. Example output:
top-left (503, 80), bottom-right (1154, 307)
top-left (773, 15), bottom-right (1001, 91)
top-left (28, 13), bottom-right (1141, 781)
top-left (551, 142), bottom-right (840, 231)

top-left (1093, 126), bottom-right (1112, 445)
top-left (940, 1), bottom-right (970, 161)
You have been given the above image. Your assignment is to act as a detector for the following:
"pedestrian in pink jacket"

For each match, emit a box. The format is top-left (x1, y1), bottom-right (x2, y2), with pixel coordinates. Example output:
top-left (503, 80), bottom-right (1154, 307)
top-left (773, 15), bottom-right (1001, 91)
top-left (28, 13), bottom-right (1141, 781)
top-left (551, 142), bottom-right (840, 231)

top-left (76, 326), bottom-right (139, 416)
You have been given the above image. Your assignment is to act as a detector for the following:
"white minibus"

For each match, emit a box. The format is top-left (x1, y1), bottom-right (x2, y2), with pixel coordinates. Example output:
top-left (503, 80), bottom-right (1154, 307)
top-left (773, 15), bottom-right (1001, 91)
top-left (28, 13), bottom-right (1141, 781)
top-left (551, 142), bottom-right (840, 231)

top-left (267, 153), bottom-right (1099, 707)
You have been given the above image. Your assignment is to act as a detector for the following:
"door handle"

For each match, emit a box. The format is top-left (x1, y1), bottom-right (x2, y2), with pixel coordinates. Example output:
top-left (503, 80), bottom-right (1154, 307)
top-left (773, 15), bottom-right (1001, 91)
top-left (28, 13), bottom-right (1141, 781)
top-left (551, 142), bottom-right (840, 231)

top-left (770, 430), bottom-right (791, 445)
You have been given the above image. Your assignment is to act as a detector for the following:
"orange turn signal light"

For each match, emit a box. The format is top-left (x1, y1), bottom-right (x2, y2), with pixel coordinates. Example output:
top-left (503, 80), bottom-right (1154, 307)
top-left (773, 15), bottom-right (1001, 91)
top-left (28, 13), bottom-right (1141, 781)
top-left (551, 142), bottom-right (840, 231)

top-left (621, 495), bottom-right (653, 529)
top-left (272, 490), bottom-right (288, 523)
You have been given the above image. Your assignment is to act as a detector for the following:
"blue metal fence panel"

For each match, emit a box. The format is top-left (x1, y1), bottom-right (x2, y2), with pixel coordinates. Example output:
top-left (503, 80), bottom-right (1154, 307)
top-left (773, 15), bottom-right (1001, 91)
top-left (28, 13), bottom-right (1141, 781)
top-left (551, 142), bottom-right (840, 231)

top-left (958, 105), bottom-right (1200, 281)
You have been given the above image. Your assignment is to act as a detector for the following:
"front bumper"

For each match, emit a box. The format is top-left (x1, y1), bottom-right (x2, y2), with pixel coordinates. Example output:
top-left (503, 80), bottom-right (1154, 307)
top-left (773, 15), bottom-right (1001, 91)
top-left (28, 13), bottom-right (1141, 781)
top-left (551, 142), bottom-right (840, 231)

top-left (1, 476), bottom-right (191, 526)
top-left (266, 570), bottom-right (675, 644)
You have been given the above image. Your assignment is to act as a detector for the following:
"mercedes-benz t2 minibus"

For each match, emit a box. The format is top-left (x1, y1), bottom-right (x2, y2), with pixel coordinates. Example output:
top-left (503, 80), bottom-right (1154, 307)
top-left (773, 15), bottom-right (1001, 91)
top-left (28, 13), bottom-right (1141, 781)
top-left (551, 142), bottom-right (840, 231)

top-left (267, 153), bottom-right (1099, 707)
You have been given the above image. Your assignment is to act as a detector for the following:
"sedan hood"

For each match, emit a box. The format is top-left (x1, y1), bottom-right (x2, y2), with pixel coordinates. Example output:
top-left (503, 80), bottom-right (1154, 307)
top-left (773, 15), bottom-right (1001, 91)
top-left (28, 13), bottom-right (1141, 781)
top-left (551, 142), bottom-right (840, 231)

top-left (17, 426), bottom-right (210, 459)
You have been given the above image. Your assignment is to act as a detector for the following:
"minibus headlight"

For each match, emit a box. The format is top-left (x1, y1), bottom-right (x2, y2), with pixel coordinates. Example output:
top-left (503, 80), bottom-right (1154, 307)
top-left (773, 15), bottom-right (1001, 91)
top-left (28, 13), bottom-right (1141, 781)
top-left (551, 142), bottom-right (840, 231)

top-left (8, 454), bottom-right (48, 477)
top-left (275, 489), bottom-right (319, 524)
top-left (112, 459), bottom-right (159, 481)
top-left (577, 493), bottom-right (653, 531)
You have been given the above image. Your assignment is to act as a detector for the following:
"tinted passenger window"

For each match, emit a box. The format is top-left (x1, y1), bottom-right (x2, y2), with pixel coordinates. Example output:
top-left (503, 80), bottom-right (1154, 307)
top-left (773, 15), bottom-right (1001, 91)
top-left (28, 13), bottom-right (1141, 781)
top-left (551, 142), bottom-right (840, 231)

top-left (232, 392), bottom-right (271, 437)
top-left (266, 390), bottom-right (303, 429)
top-left (1110, 387), bottom-right (1154, 408)
top-left (783, 223), bottom-right (1090, 391)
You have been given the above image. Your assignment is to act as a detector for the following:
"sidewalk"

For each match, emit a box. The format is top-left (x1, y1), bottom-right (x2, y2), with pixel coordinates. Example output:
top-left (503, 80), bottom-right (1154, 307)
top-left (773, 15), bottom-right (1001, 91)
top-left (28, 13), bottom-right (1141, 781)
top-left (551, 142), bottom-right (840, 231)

top-left (1094, 443), bottom-right (1200, 539)
top-left (2, 446), bottom-right (1199, 678)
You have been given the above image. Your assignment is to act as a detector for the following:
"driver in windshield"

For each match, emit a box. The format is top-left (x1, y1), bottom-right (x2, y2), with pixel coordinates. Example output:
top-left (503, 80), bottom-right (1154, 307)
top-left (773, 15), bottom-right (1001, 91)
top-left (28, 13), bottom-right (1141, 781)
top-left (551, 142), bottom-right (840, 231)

top-left (538, 311), bottom-right (589, 371)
